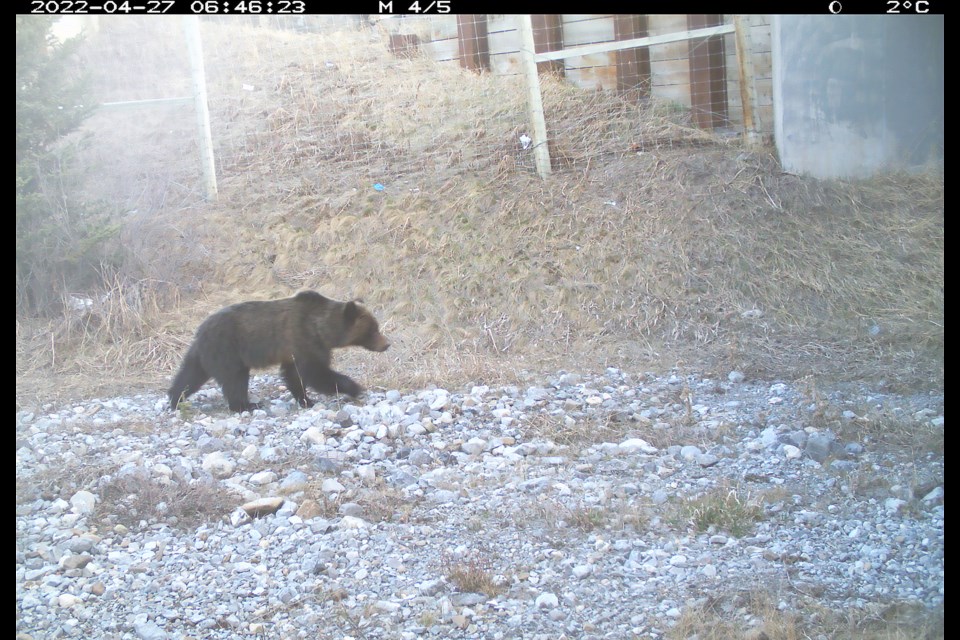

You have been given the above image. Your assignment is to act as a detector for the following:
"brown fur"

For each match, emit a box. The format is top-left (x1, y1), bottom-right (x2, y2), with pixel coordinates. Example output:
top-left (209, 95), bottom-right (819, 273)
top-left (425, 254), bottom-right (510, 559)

top-left (168, 291), bottom-right (389, 412)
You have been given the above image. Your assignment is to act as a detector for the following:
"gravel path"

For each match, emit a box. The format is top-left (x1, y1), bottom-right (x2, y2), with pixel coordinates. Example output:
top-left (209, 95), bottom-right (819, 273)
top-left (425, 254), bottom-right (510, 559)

top-left (16, 370), bottom-right (943, 639)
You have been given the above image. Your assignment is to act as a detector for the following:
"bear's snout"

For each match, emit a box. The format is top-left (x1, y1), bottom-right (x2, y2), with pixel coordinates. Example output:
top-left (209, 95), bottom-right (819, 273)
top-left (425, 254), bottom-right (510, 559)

top-left (370, 336), bottom-right (390, 352)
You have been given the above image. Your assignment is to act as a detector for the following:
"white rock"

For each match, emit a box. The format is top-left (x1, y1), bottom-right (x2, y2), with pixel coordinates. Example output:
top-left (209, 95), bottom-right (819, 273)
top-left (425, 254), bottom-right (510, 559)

top-left (58, 593), bottom-right (80, 607)
top-left (679, 445), bottom-right (702, 460)
top-left (70, 490), bottom-right (97, 515)
top-left (535, 592), bottom-right (559, 609)
top-left (885, 498), bottom-right (907, 513)
top-left (357, 465), bottom-right (377, 484)
top-left (322, 478), bottom-right (345, 493)
top-left (250, 471), bottom-right (277, 485)
top-left (572, 565), bottom-right (592, 579)
top-left (202, 452), bottom-right (235, 478)
top-left (618, 438), bottom-right (658, 454)
top-left (339, 515), bottom-right (368, 529)
top-left (461, 438), bottom-right (487, 455)
top-left (151, 463), bottom-right (173, 479)
top-left (133, 621), bottom-right (170, 640)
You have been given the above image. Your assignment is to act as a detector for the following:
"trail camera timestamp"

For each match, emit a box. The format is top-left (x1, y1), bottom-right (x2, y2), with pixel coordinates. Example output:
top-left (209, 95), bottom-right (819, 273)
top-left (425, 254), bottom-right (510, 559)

top-left (378, 0), bottom-right (451, 14)
top-left (27, 0), bottom-right (175, 13)
top-left (25, 0), bottom-right (307, 11)
top-left (189, 0), bottom-right (306, 13)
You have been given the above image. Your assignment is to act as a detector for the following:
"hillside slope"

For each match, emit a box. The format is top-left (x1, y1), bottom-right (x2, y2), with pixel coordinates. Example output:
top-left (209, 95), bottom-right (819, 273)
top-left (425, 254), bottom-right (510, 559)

top-left (15, 19), bottom-right (943, 404)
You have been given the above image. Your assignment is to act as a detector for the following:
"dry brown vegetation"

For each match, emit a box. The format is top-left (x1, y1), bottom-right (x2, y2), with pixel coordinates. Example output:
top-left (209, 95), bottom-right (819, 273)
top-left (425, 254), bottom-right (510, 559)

top-left (441, 550), bottom-right (506, 598)
top-left (15, 18), bottom-right (943, 409)
top-left (668, 483), bottom-right (767, 537)
top-left (669, 592), bottom-right (943, 640)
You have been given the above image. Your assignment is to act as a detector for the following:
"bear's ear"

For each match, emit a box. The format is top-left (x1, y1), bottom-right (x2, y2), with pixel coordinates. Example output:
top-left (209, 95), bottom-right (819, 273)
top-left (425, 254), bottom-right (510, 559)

top-left (344, 300), bottom-right (360, 323)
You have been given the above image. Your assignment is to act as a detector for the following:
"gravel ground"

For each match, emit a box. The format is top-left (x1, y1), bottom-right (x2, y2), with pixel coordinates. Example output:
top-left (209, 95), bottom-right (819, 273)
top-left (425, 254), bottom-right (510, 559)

top-left (16, 369), bottom-right (944, 639)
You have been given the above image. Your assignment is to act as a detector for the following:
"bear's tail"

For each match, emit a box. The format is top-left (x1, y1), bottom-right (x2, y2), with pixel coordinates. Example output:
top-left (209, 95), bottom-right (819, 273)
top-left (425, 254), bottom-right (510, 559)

top-left (168, 348), bottom-right (210, 410)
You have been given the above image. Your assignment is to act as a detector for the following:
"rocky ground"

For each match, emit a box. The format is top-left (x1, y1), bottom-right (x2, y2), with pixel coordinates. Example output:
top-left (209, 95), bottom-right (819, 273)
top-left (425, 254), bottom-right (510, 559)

top-left (16, 370), bottom-right (944, 639)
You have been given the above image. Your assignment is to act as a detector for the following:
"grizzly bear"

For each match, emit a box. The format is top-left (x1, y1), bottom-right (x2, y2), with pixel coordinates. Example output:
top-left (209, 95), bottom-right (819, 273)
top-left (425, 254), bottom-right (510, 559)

top-left (168, 291), bottom-right (389, 412)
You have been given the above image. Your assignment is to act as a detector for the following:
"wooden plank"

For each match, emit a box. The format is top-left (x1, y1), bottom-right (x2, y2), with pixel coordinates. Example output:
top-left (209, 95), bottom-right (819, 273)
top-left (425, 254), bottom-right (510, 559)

top-left (565, 65), bottom-right (617, 91)
top-left (534, 24), bottom-right (734, 63)
top-left (489, 51), bottom-right (523, 75)
top-left (422, 36), bottom-right (460, 62)
top-left (656, 84), bottom-right (691, 105)
top-left (388, 33), bottom-right (421, 58)
top-left (653, 60), bottom-right (692, 87)
top-left (561, 15), bottom-right (615, 45)
top-left (565, 52), bottom-right (616, 69)
top-left (562, 15), bottom-right (615, 25)
top-left (487, 14), bottom-right (518, 32)
top-left (426, 17), bottom-right (459, 41)
top-left (649, 15), bottom-right (687, 31)
top-left (725, 30), bottom-right (743, 124)
top-left (100, 97), bottom-right (192, 109)
top-left (487, 29), bottom-right (518, 53)
top-left (560, 15), bottom-right (614, 85)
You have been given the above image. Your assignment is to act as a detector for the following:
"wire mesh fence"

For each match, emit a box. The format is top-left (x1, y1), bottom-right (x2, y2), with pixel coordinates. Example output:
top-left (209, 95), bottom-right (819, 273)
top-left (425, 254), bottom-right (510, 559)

top-left (68, 14), bottom-right (773, 215)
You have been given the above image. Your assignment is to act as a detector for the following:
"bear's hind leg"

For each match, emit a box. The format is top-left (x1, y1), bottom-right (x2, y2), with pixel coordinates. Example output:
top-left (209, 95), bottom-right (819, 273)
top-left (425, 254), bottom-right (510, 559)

top-left (217, 367), bottom-right (259, 413)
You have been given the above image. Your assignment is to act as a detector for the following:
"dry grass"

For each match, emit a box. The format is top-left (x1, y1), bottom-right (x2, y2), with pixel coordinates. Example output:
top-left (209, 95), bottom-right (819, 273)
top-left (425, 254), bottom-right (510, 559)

top-left (441, 550), bottom-right (505, 598)
top-left (669, 484), bottom-right (766, 537)
top-left (837, 602), bottom-right (945, 640)
top-left (835, 409), bottom-right (943, 456)
top-left (515, 496), bottom-right (650, 535)
top-left (96, 472), bottom-right (234, 530)
top-left (669, 592), bottom-right (943, 640)
top-left (299, 479), bottom-right (419, 524)
top-left (15, 19), bottom-right (943, 409)
top-left (796, 375), bottom-right (944, 456)
top-left (669, 591), bottom-right (804, 640)
top-left (521, 411), bottom-right (635, 449)
top-left (15, 459), bottom-right (234, 531)
top-left (16, 273), bottom-right (186, 408)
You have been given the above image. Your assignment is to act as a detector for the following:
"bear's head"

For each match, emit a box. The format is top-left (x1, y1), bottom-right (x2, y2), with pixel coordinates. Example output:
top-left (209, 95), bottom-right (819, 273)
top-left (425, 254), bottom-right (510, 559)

top-left (344, 301), bottom-right (390, 352)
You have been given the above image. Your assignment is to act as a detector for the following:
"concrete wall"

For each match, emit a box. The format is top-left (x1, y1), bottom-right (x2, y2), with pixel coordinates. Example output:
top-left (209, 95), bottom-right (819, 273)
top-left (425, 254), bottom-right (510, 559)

top-left (772, 15), bottom-right (943, 178)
